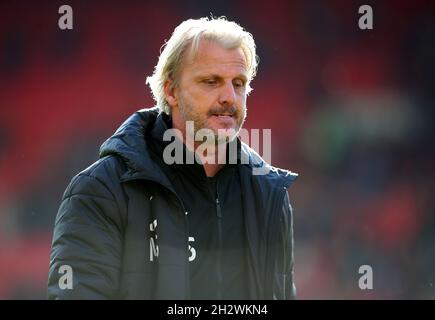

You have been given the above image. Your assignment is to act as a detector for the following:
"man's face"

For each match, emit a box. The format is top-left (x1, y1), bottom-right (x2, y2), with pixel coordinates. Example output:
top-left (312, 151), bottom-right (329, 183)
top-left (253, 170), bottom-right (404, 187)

top-left (168, 39), bottom-right (248, 143)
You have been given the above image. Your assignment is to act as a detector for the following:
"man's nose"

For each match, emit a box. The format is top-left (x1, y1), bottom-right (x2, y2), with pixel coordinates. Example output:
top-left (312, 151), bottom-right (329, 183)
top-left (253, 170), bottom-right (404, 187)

top-left (218, 82), bottom-right (236, 106)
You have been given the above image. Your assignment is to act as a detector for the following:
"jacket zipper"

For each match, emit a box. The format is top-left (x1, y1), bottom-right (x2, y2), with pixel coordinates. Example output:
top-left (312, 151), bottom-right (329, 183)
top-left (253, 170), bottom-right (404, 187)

top-left (215, 195), bottom-right (223, 300)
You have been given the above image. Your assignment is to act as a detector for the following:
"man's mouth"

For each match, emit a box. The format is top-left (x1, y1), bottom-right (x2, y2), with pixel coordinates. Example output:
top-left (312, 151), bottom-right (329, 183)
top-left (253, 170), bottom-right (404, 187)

top-left (211, 110), bottom-right (236, 118)
top-left (211, 114), bottom-right (236, 124)
top-left (212, 113), bottom-right (233, 117)
top-left (208, 107), bottom-right (238, 125)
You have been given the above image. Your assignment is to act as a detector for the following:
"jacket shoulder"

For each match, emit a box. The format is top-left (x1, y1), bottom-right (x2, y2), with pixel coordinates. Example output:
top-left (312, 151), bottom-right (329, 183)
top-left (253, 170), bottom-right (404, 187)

top-left (61, 155), bottom-right (129, 215)
top-left (70, 155), bottom-right (125, 189)
top-left (240, 142), bottom-right (298, 189)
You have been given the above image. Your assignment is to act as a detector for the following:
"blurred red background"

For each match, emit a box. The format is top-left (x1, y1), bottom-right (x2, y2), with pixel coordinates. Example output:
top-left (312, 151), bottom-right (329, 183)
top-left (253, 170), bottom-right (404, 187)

top-left (0, 0), bottom-right (434, 299)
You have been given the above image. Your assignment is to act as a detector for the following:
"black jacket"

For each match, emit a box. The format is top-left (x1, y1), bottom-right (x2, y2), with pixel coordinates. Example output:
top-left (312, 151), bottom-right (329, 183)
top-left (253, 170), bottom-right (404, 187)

top-left (47, 107), bottom-right (298, 299)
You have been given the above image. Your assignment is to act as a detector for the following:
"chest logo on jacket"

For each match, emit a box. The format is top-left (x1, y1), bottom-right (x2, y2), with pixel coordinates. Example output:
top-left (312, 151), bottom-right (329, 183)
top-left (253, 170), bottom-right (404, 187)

top-left (148, 218), bottom-right (198, 262)
top-left (149, 219), bottom-right (159, 261)
top-left (188, 236), bottom-right (196, 262)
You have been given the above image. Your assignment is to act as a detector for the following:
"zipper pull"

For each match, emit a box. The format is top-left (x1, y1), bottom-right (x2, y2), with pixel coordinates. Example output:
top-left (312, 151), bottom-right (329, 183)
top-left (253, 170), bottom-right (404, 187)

top-left (216, 198), bottom-right (222, 219)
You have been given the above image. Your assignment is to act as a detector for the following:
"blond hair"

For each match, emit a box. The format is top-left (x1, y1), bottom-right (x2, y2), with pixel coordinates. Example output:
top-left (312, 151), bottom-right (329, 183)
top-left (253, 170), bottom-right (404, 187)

top-left (146, 17), bottom-right (258, 115)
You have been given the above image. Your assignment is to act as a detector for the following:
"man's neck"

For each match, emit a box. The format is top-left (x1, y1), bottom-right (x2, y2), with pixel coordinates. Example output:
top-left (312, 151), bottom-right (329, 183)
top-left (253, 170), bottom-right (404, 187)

top-left (192, 140), bottom-right (227, 177)
top-left (202, 158), bottom-right (225, 177)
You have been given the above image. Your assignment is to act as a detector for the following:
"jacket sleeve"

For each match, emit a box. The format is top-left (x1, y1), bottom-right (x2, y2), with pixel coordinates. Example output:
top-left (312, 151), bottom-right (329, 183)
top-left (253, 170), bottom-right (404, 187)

top-left (274, 191), bottom-right (296, 300)
top-left (47, 173), bottom-right (123, 299)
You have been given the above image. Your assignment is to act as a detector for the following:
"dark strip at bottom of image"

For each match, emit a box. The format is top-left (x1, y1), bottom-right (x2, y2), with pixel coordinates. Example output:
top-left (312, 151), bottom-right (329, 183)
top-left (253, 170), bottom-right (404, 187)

top-left (1, 300), bottom-right (432, 318)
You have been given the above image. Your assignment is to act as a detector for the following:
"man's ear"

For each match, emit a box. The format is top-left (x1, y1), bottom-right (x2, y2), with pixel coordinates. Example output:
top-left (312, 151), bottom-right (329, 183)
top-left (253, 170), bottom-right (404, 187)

top-left (164, 79), bottom-right (178, 108)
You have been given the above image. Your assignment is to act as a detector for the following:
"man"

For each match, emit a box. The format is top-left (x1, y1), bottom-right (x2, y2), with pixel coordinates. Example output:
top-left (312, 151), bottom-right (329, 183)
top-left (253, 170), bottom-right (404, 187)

top-left (48, 17), bottom-right (298, 299)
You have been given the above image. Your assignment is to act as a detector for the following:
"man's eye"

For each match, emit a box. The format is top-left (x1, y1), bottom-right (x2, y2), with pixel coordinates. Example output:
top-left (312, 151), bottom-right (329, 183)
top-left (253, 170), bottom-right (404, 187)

top-left (233, 80), bottom-right (244, 88)
top-left (204, 79), bottom-right (217, 85)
